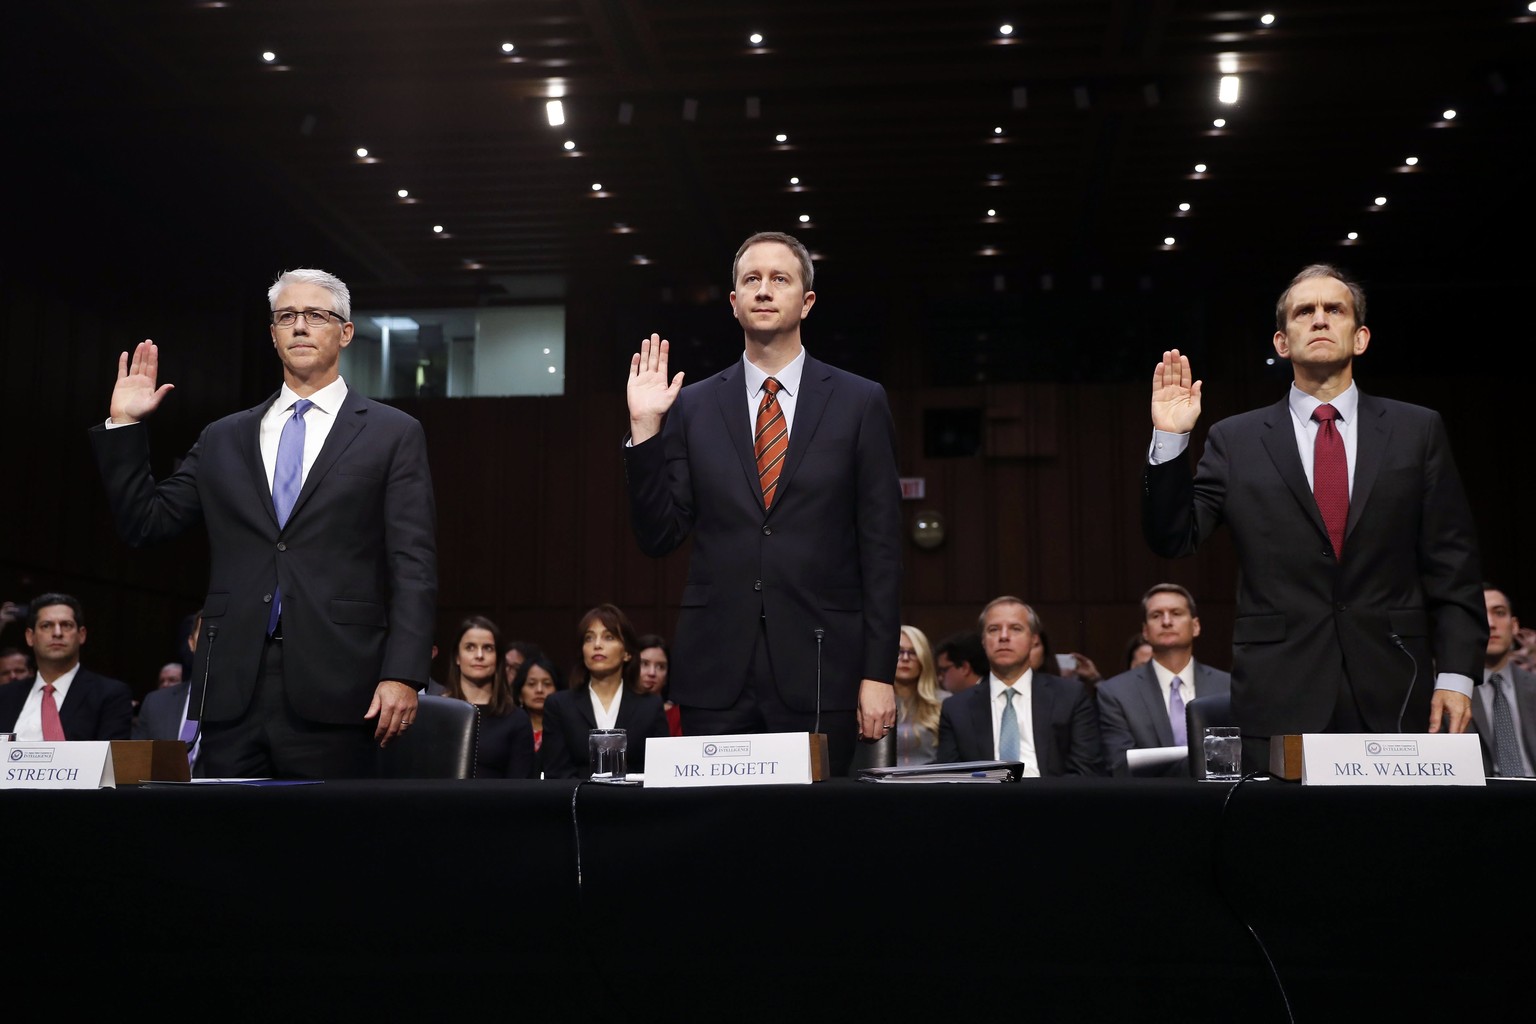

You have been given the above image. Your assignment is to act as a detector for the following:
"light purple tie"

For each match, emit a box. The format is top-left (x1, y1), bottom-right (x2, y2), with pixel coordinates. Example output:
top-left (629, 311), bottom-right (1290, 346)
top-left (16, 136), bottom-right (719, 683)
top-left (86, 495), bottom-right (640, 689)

top-left (268, 399), bottom-right (312, 634)
top-left (1169, 676), bottom-right (1187, 746)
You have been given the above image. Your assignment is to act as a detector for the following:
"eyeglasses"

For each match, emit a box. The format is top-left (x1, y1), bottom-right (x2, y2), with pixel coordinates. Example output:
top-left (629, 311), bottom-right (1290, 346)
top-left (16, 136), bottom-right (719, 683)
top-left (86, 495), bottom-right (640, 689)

top-left (272, 308), bottom-right (344, 328)
top-left (896, 648), bottom-right (918, 660)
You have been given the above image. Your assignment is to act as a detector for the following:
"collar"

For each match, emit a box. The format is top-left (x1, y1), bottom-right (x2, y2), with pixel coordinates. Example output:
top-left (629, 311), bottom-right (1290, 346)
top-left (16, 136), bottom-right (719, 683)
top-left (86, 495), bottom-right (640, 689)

top-left (1289, 380), bottom-right (1358, 425)
top-left (33, 662), bottom-right (82, 693)
top-left (277, 375), bottom-right (349, 417)
top-left (742, 348), bottom-right (806, 399)
top-left (989, 669), bottom-right (1033, 699)
top-left (1150, 657), bottom-right (1195, 688)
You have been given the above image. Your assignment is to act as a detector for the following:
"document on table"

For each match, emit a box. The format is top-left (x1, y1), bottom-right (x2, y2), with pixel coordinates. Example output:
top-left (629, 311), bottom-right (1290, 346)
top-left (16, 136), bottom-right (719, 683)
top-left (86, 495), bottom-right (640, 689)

top-left (858, 760), bottom-right (1024, 784)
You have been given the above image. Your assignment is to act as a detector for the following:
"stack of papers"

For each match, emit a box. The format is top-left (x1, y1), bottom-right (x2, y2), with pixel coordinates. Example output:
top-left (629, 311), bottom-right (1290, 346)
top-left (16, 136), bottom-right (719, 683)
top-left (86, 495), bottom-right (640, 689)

top-left (858, 760), bottom-right (1024, 784)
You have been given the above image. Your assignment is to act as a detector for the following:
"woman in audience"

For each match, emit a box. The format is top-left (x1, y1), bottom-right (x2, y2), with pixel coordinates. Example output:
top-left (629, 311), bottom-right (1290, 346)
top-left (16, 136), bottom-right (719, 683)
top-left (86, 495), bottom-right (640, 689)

top-left (442, 615), bottom-right (536, 778)
top-left (894, 624), bottom-right (947, 766)
top-left (1125, 633), bottom-right (1154, 670)
top-left (635, 633), bottom-right (681, 736)
top-left (513, 654), bottom-right (561, 777)
top-left (541, 604), bottom-right (670, 779)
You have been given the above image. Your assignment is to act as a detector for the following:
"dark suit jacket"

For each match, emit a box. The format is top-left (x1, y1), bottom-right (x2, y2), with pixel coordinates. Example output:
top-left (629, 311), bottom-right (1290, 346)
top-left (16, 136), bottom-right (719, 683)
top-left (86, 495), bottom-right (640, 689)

top-left (540, 685), bottom-right (671, 779)
top-left (1470, 666), bottom-right (1536, 776)
top-left (1144, 391), bottom-right (1485, 737)
top-left (623, 354), bottom-right (902, 712)
top-left (90, 389), bottom-right (438, 726)
top-left (1096, 661), bottom-right (1232, 777)
top-left (133, 680), bottom-right (190, 740)
top-left (934, 672), bottom-right (1103, 777)
top-left (0, 668), bottom-right (133, 740)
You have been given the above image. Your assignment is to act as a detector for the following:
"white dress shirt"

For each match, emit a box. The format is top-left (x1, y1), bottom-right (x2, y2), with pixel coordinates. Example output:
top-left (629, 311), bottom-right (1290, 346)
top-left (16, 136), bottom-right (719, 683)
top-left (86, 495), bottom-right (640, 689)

top-left (1149, 657), bottom-right (1197, 717)
top-left (742, 348), bottom-right (806, 439)
top-left (989, 670), bottom-right (1039, 778)
top-left (260, 376), bottom-right (349, 493)
top-left (589, 685), bottom-right (623, 731)
top-left (11, 663), bottom-right (82, 741)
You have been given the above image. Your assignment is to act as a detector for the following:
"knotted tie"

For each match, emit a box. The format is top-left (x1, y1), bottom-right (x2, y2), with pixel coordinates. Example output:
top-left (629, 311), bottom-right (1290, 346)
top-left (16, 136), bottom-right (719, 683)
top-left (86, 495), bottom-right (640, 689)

top-left (1490, 673), bottom-right (1526, 777)
top-left (1169, 676), bottom-right (1187, 746)
top-left (753, 377), bottom-right (787, 509)
top-left (41, 682), bottom-right (66, 741)
top-left (1312, 403), bottom-right (1348, 559)
top-left (269, 398), bottom-right (313, 634)
top-left (999, 686), bottom-right (1021, 761)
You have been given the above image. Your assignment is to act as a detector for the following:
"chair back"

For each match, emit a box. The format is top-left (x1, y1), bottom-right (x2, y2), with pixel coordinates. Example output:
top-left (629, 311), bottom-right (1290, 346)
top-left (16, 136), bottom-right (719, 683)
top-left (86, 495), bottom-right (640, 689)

top-left (377, 694), bottom-right (478, 779)
top-left (1184, 692), bottom-right (1234, 779)
top-left (848, 730), bottom-right (897, 775)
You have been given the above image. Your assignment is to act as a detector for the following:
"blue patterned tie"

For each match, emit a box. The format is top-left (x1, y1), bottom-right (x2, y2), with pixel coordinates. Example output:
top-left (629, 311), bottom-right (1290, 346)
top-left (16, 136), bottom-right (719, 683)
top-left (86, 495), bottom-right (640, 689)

top-left (268, 399), bottom-right (312, 634)
top-left (1169, 676), bottom-right (1187, 746)
top-left (999, 687), bottom-right (1021, 761)
top-left (1490, 673), bottom-right (1526, 777)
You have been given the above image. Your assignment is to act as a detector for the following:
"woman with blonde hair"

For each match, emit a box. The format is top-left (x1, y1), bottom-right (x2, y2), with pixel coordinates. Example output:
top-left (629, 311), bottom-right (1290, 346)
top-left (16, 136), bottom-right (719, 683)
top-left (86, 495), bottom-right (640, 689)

top-left (894, 624), bottom-right (947, 766)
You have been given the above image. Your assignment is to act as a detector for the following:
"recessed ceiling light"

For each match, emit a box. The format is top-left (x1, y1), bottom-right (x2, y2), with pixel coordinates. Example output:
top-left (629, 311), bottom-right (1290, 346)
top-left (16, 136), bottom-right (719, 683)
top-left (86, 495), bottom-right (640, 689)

top-left (1213, 118), bottom-right (1226, 128)
top-left (563, 140), bottom-right (576, 150)
top-left (591, 183), bottom-right (603, 191)
top-left (355, 147), bottom-right (369, 158)
top-left (1260, 13), bottom-right (1276, 26)
top-left (546, 100), bottom-right (565, 127)
top-left (1374, 196), bottom-right (1388, 206)
top-left (1348, 232), bottom-right (1359, 240)
top-left (1405, 156), bottom-right (1419, 166)
top-left (397, 189), bottom-right (409, 198)
top-left (261, 51), bottom-right (277, 63)
top-left (999, 24), bottom-right (1014, 36)
top-left (1218, 53), bottom-right (1239, 74)
top-left (543, 348), bottom-right (551, 355)
top-left (1218, 76), bottom-right (1240, 104)
top-left (1194, 163), bottom-right (1208, 173)
top-left (1163, 237), bottom-right (1176, 246)
top-left (548, 366), bottom-right (557, 374)
top-left (501, 42), bottom-right (515, 54)
top-left (798, 214), bottom-right (810, 223)
top-left (433, 225), bottom-right (443, 233)
top-left (1178, 202), bottom-right (1191, 212)
top-left (749, 32), bottom-right (763, 45)
top-left (986, 209), bottom-right (997, 217)
top-left (1442, 108), bottom-right (1457, 120)
top-left (775, 133), bottom-right (788, 143)
top-left (789, 176), bottom-right (800, 185)
top-left (1266, 357), bottom-right (1276, 365)
top-left (993, 126), bottom-right (1004, 135)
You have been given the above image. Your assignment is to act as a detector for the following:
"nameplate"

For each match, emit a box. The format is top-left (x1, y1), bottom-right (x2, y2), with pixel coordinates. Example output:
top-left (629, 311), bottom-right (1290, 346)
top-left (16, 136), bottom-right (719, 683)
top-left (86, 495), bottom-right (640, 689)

top-left (1300, 733), bottom-right (1484, 786)
top-left (0, 741), bottom-right (117, 790)
top-left (645, 732), bottom-right (819, 788)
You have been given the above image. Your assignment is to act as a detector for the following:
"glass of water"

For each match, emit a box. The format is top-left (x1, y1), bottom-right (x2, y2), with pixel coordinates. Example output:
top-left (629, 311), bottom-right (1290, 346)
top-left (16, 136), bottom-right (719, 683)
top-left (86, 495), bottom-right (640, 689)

top-left (1202, 727), bottom-right (1241, 781)
top-left (589, 728), bottom-right (627, 781)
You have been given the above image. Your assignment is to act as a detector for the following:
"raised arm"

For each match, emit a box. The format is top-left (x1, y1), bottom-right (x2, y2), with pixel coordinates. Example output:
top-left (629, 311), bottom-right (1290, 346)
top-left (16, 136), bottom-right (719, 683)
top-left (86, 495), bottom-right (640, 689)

top-left (109, 340), bottom-right (176, 424)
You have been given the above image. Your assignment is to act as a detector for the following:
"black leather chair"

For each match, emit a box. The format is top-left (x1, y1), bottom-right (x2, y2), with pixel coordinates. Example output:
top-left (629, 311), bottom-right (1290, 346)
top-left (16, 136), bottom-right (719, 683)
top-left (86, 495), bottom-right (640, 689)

top-left (377, 694), bottom-right (478, 779)
top-left (848, 730), bottom-right (897, 775)
top-left (1184, 692), bottom-right (1234, 779)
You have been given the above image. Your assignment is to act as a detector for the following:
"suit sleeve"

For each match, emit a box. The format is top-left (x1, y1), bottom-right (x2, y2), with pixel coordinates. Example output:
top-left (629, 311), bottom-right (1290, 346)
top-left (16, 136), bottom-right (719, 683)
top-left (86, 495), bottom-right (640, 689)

top-left (1416, 412), bottom-right (1487, 679)
top-left (935, 700), bottom-right (962, 762)
top-left (1143, 425), bottom-right (1228, 559)
top-left (1064, 683), bottom-right (1105, 776)
top-left (623, 397), bottom-right (696, 558)
top-left (855, 383), bottom-right (904, 683)
top-left (1095, 685), bottom-right (1136, 778)
top-left (379, 418), bottom-right (438, 685)
top-left (89, 422), bottom-right (205, 547)
top-left (97, 678), bottom-right (135, 741)
top-left (506, 710), bottom-right (536, 780)
top-left (540, 695), bottom-right (578, 779)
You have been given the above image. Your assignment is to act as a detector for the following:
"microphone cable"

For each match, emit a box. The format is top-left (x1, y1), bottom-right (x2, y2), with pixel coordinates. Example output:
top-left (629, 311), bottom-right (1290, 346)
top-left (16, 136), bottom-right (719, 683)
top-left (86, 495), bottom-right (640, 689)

top-left (1212, 772), bottom-right (1296, 1024)
top-left (1390, 633), bottom-right (1418, 733)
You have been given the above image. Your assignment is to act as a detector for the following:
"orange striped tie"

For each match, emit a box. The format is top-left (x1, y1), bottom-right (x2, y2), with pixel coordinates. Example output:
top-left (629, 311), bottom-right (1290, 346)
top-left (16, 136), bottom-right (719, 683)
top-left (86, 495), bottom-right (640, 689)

top-left (754, 377), bottom-right (787, 509)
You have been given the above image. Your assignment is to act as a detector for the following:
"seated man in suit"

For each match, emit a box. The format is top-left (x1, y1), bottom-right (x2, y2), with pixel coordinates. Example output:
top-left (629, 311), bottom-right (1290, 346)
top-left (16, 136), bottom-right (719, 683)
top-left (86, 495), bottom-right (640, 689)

top-left (1473, 584), bottom-right (1534, 777)
top-left (935, 596), bottom-right (1102, 777)
top-left (935, 631), bottom-right (986, 693)
top-left (1096, 583), bottom-right (1232, 777)
top-left (0, 646), bottom-right (29, 684)
top-left (0, 593), bottom-right (133, 741)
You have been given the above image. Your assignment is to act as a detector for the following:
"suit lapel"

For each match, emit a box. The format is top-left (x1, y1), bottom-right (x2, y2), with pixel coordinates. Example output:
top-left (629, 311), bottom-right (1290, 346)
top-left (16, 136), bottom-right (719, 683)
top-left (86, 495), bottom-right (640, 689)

top-left (59, 669), bottom-right (94, 739)
top-left (1258, 396), bottom-right (1330, 544)
top-left (966, 685), bottom-right (994, 759)
top-left (1514, 668), bottom-right (1536, 765)
top-left (1030, 675), bottom-right (1054, 771)
top-left (242, 393), bottom-right (282, 530)
top-left (285, 389), bottom-right (367, 529)
top-left (1344, 392), bottom-right (1391, 545)
top-left (709, 361), bottom-right (762, 506)
top-left (1136, 663), bottom-right (1174, 746)
top-left (770, 355), bottom-right (832, 518)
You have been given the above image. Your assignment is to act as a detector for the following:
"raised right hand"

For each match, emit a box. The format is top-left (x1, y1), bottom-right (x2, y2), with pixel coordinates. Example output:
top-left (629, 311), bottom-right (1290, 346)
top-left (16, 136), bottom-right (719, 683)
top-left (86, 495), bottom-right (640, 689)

top-left (1150, 348), bottom-right (1201, 434)
top-left (110, 340), bottom-right (175, 424)
top-left (627, 333), bottom-right (684, 445)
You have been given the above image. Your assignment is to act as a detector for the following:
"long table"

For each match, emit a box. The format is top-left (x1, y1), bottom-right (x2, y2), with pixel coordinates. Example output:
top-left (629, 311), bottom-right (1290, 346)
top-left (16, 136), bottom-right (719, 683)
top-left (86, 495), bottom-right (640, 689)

top-left (7, 778), bottom-right (1528, 1020)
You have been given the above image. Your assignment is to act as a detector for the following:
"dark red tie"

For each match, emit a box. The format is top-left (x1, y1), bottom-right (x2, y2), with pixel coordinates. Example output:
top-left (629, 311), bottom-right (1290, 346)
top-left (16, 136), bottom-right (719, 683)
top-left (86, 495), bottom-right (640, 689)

top-left (754, 377), bottom-right (787, 509)
top-left (1312, 403), bottom-right (1348, 559)
top-left (41, 682), bottom-right (66, 741)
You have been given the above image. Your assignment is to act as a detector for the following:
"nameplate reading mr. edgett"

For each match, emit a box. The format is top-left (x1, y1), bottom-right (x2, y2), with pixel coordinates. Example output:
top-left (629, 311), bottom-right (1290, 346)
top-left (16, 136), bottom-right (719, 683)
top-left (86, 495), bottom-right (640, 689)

top-left (1301, 733), bottom-right (1484, 787)
top-left (0, 742), bottom-right (117, 790)
top-left (645, 732), bottom-right (815, 788)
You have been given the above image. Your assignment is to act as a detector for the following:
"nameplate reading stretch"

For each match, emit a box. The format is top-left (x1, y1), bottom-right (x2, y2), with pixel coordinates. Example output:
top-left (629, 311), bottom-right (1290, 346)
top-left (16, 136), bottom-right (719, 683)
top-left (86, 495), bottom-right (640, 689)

top-left (1301, 733), bottom-right (1483, 787)
top-left (646, 732), bottom-right (817, 788)
top-left (0, 741), bottom-right (117, 790)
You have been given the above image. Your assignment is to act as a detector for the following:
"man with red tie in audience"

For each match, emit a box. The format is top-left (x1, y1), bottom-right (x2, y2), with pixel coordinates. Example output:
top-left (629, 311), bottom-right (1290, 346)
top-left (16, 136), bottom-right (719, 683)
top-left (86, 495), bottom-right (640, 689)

top-left (623, 231), bottom-right (902, 776)
top-left (1142, 264), bottom-right (1485, 773)
top-left (0, 593), bottom-right (133, 741)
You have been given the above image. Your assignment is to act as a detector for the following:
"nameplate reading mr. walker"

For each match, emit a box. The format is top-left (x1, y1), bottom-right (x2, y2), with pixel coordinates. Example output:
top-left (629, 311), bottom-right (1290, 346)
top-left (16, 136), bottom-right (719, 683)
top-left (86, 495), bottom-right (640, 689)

top-left (1301, 733), bottom-right (1484, 787)
top-left (0, 741), bottom-right (117, 790)
top-left (646, 732), bottom-right (817, 788)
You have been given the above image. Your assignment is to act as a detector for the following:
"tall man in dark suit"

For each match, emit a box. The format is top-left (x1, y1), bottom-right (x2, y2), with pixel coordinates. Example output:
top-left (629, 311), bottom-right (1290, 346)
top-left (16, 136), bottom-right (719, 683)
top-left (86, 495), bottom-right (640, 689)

top-left (1472, 585), bottom-right (1534, 777)
top-left (623, 231), bottom-right (902, 774)
top-left (91, 268), bottom-right (438, 778)
top-left (935, 597), bottom-right (1102, 776)
top-left (1096, 583), bottom-right (1231, 777)
top-left (1143, 264), bottom-right (1485, 773)
top-left (0, 593), bottom-right (133, 741)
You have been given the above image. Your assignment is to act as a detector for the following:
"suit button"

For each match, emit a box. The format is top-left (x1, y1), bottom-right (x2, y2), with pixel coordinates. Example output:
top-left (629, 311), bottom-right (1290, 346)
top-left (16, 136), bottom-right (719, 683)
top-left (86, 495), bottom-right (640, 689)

top-left (1335, 602), bottom-right (1347, 612)
top-left (1323, 549), bottom-right (1333, 558)
top-left (762, 526), bottom-right (772, 536)
top-left (277, 542), bottom-right (287, 552)
top-left (754, 580), bottom-right (762, 591)
top-left (263, 593), bottom-right (273, 604)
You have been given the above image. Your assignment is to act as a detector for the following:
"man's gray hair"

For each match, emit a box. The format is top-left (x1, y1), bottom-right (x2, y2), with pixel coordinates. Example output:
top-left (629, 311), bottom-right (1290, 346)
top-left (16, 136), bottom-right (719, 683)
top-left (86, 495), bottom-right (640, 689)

top-left (268, 268), bottom-right (352, 323)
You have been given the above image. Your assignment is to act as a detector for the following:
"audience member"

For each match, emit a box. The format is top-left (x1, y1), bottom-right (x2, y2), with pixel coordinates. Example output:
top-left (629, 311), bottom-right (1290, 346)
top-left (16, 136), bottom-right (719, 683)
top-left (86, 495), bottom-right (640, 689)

top-left (636, 633), bottom-right (681, 736)
top-left (1472, 585), bottom-right (1534, 777)
top-left (1096, 583), bottom-right (1232, 777)
top-left (1124, 634), bottom-right (1154, 671)
top-left (0, 646), bottom-right (29, 684)
top-left (0, 593), bottom-right (133, 741)
top-left (513, 655), bottom-right (560, 776)
top-left (504, 640), bottom-right (547, 684)
top-left (441, 616), bottom-right (535, 779)
top-left (936, 597), bottom-right (1102, 776)
top-left (157, 662), bottom-right (183, 689)
top-left (934, 632), bottom-right (986, 693)
top-left (895, 625), bottom-right (946, 765)
top-left (541, 604), bottom-right (669, 779)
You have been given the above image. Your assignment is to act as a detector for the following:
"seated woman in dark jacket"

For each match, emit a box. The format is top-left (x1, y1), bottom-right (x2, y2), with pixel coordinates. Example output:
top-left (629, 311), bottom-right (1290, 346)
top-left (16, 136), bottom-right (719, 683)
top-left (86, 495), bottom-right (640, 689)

top-left (441, 615), bottom-right (535, 779)
top-left (541, 604), bottom-right (670, 779)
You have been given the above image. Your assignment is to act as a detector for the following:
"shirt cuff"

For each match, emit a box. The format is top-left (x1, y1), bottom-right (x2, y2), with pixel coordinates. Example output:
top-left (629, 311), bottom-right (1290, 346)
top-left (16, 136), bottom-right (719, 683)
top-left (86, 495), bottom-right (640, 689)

top-left (1433, 672), bottom-right (1474, 698)
top-left (1147, 429), bottom-right (1190, 465)
top-left (104, 418), bottom-right (139, 430)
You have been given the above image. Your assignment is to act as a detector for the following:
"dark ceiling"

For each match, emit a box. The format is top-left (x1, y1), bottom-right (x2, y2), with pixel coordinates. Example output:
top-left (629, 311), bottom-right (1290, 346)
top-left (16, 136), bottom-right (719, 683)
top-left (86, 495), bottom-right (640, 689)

top-left (8, 1), bottom-right (1536, 324)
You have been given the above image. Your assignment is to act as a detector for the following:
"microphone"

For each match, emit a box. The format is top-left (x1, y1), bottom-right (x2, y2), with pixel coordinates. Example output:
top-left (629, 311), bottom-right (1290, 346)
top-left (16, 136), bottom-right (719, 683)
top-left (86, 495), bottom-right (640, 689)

top-left (183, 624), bottom-right (217, 770)
top-left (1389, 632), bottom-right (1417, 733)
top-left (813, 628), bottom-right (825, 737)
